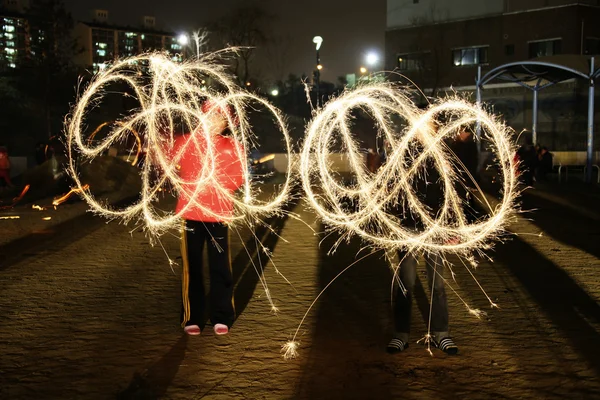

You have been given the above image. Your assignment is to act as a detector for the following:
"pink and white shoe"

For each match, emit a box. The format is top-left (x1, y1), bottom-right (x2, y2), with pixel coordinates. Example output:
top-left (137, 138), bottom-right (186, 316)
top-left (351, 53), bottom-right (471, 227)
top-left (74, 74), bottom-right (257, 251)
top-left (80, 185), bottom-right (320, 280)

top-left (213, 323), bottom-right (229, 335)
top-left (184, 325), bottom-right (201, 336)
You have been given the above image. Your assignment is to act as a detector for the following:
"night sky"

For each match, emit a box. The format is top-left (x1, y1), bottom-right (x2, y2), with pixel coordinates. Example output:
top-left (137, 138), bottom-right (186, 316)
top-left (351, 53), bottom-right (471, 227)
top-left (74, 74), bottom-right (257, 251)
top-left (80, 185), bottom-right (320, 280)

top-left (63, 0), bottom-right (386, 83)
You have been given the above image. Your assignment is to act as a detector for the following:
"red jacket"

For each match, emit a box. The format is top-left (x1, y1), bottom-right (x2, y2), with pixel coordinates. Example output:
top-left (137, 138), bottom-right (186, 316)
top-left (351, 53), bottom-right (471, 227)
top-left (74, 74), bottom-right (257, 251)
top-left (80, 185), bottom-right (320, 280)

top-left (170, 132), bottom-right (245, 222)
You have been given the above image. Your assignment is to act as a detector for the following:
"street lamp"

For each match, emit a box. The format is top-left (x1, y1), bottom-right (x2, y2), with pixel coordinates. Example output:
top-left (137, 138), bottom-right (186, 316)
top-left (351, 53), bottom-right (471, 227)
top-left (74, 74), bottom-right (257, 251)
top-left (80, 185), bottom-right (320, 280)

top-left (270, 89), bottom-right (279, 96)
top-left (313, 36), bottom-right (323, 106)
top-left (177, 34), bottom-right (189, 46)
top-left (366, 51), bottom-right (379, 67)
top-left (360, 66), bottom-right (368, 74)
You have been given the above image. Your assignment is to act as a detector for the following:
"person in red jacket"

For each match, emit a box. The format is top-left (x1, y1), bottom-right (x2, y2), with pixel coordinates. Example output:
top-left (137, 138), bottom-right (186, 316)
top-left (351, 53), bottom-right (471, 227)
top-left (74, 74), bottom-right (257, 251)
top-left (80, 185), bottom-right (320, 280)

top-left (0, 146), bottom-right (13, 188)
top-left (171, 100), bottom-right (245, 336)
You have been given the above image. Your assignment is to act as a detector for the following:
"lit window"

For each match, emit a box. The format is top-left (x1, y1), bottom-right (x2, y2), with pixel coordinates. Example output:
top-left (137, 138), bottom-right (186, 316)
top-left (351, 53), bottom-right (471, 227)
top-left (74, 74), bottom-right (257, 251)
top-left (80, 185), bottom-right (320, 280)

top-left (5, 48), bottom-right (15, 54)
top-left (141, 34), bottom-right (145, 40)
top-left (9, 63), bottom-right (15, 68)
top-left (98, 42), bottom-right (107, 49)
top-left (6, 41), bottom-right (15, 47)
top-left (528, 39), bottom-right (561, 58)
top-left (5, 33), bottom-right (13, 39)
top-left (97, 49), bottom-right (106, 56)
top-left (5, 25), bottom-right (15, 32)
top-left (452, 46), bottom-right (488, 67)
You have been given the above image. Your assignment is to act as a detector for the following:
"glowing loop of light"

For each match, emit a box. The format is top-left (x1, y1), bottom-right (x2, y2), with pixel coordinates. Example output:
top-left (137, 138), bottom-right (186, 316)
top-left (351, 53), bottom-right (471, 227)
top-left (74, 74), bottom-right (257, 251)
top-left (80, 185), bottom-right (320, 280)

top-left (66, 52), bottom-right (294, 239)
top-left (300, 83), bottom-right (519, 255)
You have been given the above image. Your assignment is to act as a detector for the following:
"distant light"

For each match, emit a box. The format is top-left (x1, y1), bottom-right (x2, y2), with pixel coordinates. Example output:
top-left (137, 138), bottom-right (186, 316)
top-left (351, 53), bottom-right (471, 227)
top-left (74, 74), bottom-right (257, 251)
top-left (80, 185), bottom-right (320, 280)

top-left (360, 66), bottom-right (367, 74)
top-left (246, 81), bottom-right (252, 86)
top-left (366, 52), bottom-right (379, 66)
top-left (317, 64), bottom-right (323, 70)
top-left (271, 89), bottom-right (279, 96)
top-left (177, 34), bottom-right (189, 46)
top-left (313, 36), bottom-right (323, 51)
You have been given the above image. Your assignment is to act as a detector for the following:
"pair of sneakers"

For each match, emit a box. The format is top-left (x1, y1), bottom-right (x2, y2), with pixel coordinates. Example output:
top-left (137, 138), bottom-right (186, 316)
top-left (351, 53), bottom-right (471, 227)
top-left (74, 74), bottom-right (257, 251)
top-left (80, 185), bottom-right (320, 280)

top-left (386, 336), bottom-right (458, 355)
top-left (184, 323), bottom-right (229, 336)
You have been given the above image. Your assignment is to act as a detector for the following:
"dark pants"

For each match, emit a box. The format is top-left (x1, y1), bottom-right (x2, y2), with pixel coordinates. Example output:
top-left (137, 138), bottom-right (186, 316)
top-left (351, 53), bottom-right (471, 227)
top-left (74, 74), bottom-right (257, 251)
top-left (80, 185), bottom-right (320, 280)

top-left (393, 252), bottom-right (449, 343)
top-left (0, 169), bottom-right (12, 186)
top-left (181, 220), bottom-right (235, 329)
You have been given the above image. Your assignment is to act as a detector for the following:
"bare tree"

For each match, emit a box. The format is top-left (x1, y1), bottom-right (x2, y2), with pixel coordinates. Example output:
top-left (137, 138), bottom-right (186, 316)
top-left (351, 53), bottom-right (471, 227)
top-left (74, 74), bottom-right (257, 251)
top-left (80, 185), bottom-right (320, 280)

top-left (264, 33), bottom-right (292, 84)
top-left (211, 5), bottom-right (271, 86)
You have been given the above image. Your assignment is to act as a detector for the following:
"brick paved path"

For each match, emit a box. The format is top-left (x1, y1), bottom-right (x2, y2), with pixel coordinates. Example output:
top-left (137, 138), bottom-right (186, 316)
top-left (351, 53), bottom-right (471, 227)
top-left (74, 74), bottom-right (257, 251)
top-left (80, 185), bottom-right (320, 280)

top-left (0, 182), bottom-right (599, 399)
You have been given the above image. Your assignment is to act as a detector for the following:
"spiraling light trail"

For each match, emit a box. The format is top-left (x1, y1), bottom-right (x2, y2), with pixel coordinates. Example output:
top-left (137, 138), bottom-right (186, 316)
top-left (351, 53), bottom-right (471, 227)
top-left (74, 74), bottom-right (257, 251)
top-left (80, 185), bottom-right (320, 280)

top-left (300, 83), bottom-right (518, 255)
top-left (65, 51), bottom-right (294, 240)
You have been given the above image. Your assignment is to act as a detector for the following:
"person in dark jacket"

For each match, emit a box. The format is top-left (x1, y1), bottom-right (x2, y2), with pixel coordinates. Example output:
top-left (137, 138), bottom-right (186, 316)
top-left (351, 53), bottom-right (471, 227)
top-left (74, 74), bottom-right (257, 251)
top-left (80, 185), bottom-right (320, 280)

top-left (386, 123), bottom-right (458, 356)
top-left (449, 127), bottom-right (479, 222)
top-left (516, 136), bottom-right (538, 186)
top-left (536, 146), bottom-right (553, 181)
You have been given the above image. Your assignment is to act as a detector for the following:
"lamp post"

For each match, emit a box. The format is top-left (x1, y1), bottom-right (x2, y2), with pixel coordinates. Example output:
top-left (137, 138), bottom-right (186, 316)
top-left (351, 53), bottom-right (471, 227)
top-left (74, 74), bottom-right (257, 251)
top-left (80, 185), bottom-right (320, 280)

top-left (313, 36), bottom-right (323, 106)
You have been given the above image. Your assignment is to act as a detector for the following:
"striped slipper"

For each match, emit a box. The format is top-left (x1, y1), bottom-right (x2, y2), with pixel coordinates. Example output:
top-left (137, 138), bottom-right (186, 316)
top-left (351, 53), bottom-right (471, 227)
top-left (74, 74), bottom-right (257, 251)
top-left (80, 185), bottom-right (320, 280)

top-left (386, 338), bottom-right (409, 354)
top-left (434, 337), bottom-right (458, 355)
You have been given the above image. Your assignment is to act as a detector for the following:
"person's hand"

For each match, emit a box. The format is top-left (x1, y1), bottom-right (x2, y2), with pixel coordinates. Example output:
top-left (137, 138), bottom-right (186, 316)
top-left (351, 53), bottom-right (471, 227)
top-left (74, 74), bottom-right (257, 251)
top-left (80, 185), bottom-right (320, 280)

top-left (445, 236), bottom-right (460, 245)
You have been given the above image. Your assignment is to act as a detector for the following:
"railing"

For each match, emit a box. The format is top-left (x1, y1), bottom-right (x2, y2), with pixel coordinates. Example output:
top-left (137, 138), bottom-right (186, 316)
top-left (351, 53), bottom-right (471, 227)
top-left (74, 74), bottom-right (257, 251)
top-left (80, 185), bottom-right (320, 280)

top-left (552, 151), bottom-right (600, 183)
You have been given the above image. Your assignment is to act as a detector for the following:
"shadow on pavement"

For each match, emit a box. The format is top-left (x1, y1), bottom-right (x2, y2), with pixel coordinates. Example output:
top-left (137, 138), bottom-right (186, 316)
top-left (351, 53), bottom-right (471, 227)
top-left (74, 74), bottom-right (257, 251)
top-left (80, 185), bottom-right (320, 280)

top-left (521, 190), bottom-right (600, 259)
top-left (117, 335), bottom-right (188, 400)
top-left (231, 203), bottom-right (295, 323)
top-left (493, 235), bottom-right (600, 375)
top-left (0, 195), bottom-right (139, 272)
top-left (295, 226), bottom-right (394, 399)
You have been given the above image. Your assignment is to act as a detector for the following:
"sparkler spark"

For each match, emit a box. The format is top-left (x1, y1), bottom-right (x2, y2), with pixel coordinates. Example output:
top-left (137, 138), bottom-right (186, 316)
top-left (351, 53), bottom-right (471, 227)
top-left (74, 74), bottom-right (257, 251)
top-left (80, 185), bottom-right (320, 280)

top-left (0, 184), bottom-right (30, 210)
top-left (65, 51), bottom-right (294, 240)
top-left (53, 184), bottom-right (90, 206)
top-left (281, 340), bottom-right (299, 360)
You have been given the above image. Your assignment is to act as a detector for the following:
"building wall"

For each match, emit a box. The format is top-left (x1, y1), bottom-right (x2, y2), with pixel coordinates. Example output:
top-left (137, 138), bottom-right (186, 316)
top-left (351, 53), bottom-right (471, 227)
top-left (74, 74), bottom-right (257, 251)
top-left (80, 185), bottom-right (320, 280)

top-left (506, 0), bottom-right (600, 12)
top-left (387, 0), bottom-right (600, 29)
top-left (73, 23), bottom-right (92, 66)
top-left (387, 0), bottom-right (503, 29)
top-left (385, 5), bottom-right (600, 89)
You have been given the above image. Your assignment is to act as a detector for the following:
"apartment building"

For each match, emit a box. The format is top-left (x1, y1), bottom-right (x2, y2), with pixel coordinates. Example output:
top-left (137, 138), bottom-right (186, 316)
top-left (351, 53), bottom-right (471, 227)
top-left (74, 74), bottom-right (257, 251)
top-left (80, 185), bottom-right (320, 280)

top-left (0, 0), bottom-right (30, 69)
top-left (74, 10), bottom-right (182, 73)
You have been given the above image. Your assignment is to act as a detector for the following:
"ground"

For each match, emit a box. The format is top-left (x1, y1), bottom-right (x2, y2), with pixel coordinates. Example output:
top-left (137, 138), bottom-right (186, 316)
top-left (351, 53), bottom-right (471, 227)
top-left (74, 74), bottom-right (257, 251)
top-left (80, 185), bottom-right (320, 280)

top-left (0, 176), bottom-right (599, 399)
